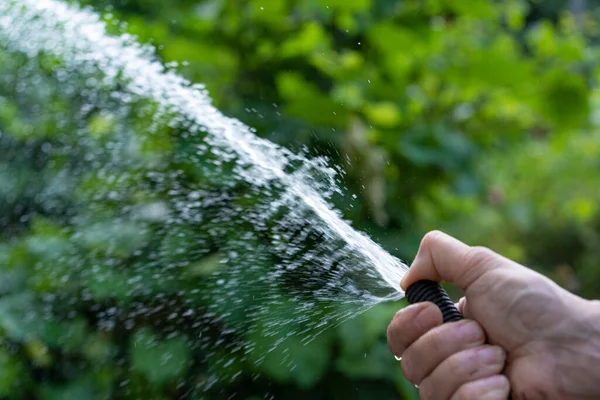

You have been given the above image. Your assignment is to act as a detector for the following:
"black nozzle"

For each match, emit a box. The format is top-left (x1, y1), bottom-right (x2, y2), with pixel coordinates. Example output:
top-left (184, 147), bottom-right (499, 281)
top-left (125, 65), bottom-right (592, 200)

top-left (405, 280), bottom-right (463, 323)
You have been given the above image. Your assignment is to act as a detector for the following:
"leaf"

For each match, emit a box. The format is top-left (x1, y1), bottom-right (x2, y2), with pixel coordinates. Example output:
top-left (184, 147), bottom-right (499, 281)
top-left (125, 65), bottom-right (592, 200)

top-left (537, 69), bottom-right (589, 132)
top-left (88, 112), bottom-right (117, 139)
top-left (159, 226), bottom-right (211, 265)
top-left (187, 253), bottom-right (222, 276)
top-left (336, 341), bottom-right (397, 381)
top-left (83, 334), bottom-right (114, 363)
top-left (38, 377), bottom-right (98, 400)
top-left (317, 0), bottom-right (372, 13)
top-left (76, 220), bottom-right (149, 258)
top-left (0, 293), bottom-right (39, 342)
top-left (25, 236), bottom-right (72, 261)
top-left (40, 318), bottom-right (88, 351)
top-left (83, 264), bottom-right (132, 302)
top-left (130, 329), bottom-right (191, 385)
top-left (0, 347), bottom-right (25, 397)
top-left (337, 303), bottom-right (396, 356)
top-left (280, 22), bottom-right (329, 58)
top-left (0, 268), bottom-right (27, 296)
top-left (364, 102), bottom-right (401, 128)
top-left (24, 340), bottom-right (52, 367)
top-left (249, 330), bottom-right (332, 389)
top-left (276, 72), bottom-right (349, 126)
top-left (504, 0), bottom-right (529, 31)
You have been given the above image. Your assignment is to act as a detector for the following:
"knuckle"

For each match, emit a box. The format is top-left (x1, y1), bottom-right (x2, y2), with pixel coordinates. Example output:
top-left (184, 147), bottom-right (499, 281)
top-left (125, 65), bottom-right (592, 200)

top-left (459, 320), bottom-right (485, 344)
top-left (429, 326), bottom-right (450, 352)
top-left (403, 322), bottom-right (480, 385)
top-left (458, 246), bottom-right (497, 286)
top-left (385, 318), bottom-right (395, 339)
top-left (400, 356), bottom-right (417, 383)
top-left (385, 324), bottom-right (393, 347)
top-left (417, 379), bottom-right (436, 400)
top-left (422, 230), bottom-right (445, 249)
top-left (465, 246), bottom-right (495, 268)
top-left (452, 385), bottom-right (480, 400)
top-left (453, 375), bottom-right (510, 400)
top-left (447, 352), bottom-right (469, 376)
top-left (386, 320), bottom-right (400, 354)
top-left (454, 346), bottom-right (504, 378)
top-left (447, 350), bottom-right (479, 379)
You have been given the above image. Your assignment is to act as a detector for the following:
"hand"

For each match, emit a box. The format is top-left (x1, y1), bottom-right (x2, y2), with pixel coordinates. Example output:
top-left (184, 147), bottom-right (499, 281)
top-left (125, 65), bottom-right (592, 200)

top-left (387, 231), bottom-right (600, 400)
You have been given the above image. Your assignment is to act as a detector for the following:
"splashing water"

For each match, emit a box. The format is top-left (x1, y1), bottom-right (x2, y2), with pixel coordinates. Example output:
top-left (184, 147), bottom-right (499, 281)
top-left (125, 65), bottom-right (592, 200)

top-left (0, 0), bottom-right (409, 396)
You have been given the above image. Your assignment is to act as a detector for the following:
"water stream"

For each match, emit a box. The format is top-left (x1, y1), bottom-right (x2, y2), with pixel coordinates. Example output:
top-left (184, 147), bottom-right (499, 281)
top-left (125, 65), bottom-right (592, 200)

top-left (0, 0), bottom-right (409, 396)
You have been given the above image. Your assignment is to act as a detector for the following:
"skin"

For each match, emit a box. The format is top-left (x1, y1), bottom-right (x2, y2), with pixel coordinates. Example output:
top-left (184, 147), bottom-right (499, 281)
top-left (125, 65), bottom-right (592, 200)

top-left (387, 231), bottom-right (600, 400)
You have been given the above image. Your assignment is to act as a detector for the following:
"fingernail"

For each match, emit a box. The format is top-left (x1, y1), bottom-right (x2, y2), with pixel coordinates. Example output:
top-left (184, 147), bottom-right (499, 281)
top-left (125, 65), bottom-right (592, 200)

top-left (482, 390), bottom-right (509, 400)
top-left (480, 376), bottom-right (510, 399)
top-left (479, 346), bottom-right (505, 364)
top-left (415, 304), bottom-right (440, 331)
top-left (394, 302), bottom-right (422, 317)
top-left (400, 276), bottom-right (407, 291)
top-left (458, 320), bottom-right (484, 343)
top-left (400, 271), bottom-right (411, 291)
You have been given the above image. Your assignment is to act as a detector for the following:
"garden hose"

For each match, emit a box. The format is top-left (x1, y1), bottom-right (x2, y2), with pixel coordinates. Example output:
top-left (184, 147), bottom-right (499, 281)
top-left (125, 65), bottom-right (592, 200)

top-left (405, 280), bottom-right (463, 323)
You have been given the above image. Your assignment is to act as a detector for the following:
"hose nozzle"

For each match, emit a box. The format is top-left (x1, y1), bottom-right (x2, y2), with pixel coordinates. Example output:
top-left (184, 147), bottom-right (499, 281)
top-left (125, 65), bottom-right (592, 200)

top-left (405, 280), bottom-right (463, 323)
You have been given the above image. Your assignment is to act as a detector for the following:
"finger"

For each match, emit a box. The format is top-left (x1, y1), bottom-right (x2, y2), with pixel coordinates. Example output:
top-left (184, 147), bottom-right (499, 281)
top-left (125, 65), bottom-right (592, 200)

top-left (400, 230), bottom-right (518, 292)
top-left (450, 375), bottom-right (511, 400)
top-left (386, 302), bottom-right (442, 358)
top-left (418, 345), bottom-right (506, 400)
top-left (457, 297), bottom-right (472, 318)
top-left (401, 319), bottom-right (486, 385)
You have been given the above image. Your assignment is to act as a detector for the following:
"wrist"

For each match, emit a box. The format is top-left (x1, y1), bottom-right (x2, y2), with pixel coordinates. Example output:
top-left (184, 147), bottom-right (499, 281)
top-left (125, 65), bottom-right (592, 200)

top-left (565, 299), bottom-right (600, 399)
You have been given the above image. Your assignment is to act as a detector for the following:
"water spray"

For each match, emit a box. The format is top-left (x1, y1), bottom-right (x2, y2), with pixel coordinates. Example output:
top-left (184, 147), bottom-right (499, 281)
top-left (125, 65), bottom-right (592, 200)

top-left (0, 1), bottom-right (477, 396)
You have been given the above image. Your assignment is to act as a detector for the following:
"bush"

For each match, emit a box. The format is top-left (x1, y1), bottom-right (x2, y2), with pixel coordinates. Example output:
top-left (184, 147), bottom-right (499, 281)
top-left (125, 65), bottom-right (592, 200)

top-left (1, 0), bottom-right (599, 399)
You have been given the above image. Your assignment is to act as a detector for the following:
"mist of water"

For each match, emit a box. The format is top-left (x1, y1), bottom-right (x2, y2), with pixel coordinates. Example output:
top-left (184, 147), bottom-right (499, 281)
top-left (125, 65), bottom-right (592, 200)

top-left (0, 0), bottom-right (409, 395)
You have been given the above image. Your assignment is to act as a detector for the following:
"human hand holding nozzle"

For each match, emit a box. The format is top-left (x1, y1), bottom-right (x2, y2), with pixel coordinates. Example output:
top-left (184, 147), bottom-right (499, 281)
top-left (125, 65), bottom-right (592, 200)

top-left (388, 231), bottom-right (600, 400)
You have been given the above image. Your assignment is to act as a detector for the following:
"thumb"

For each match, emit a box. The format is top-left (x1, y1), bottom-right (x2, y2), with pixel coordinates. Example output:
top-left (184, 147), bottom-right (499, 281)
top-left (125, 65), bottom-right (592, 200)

top-left (400, 231), bottom-right (515, 292)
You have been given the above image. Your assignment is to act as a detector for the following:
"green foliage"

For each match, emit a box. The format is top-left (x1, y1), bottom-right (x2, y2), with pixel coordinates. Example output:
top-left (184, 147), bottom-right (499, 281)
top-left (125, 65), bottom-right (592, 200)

top-left (3, 0), bottom-right (600, 399)
top-left (252, 332), bottom-right (332, 389)
top-left (131, 329), bottom-right (191, 385)
top-left (0, 346), bottom-right (25, 397)
top-left (414, 124), bottom-right (600, 298)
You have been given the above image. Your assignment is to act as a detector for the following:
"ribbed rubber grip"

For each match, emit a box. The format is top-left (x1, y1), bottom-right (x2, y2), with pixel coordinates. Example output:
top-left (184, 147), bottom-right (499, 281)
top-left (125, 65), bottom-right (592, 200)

top-left (405, 280), bottom-right (463, 323)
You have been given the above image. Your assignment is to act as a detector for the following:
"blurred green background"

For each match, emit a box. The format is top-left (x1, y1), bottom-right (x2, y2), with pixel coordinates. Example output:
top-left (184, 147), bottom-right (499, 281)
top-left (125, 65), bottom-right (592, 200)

top-left (3, 0), bottom-right (600, 398)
